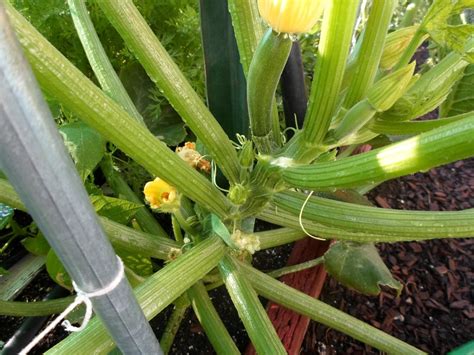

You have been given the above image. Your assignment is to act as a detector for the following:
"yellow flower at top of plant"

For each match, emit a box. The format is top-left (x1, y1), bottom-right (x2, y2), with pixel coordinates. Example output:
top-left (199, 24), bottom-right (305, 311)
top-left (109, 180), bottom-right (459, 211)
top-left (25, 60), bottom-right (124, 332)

top-left (143, 177), bottom-right (177, 210)
top-left (257, 0), bottom-right (326, 34)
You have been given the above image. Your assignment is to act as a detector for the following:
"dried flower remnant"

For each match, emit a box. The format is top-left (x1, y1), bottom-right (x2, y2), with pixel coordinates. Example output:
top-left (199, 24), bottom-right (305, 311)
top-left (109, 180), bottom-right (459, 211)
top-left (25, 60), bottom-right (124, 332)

top-left (231, 230), bottom-right (261, 254)
top-left (176, 142), bottom-right (211, 173)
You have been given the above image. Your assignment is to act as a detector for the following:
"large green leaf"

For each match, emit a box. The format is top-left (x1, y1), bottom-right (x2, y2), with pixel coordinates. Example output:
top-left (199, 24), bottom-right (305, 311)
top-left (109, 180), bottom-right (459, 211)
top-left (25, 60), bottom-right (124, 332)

top-left (46, 249), bottom-right (72, 290)
top-left (441, 64), bottom-right (474, 116)
top-left (21, 231), bottom-right (50, 256)
top-left (423, 0), bottom-right (474, 62)
top-left (199, 0), bottom-right (249, 139)
top-left (324, 242), bottom-right (402, 296)
top-left (90, 195), bottom-right (142, 225)
top-left (59, 121), bottom-right (105, 181)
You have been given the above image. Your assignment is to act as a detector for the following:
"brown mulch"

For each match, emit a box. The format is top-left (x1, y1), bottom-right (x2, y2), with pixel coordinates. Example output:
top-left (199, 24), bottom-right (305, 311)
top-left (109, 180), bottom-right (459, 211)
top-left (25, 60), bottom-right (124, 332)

top-left (302, 158), bottom-right (474, 354)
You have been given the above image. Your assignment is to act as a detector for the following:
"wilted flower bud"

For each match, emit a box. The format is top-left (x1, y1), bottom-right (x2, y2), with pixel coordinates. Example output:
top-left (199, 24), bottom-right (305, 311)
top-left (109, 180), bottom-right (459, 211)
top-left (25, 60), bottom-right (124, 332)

top-left (176, 142), bottom-right (211, 173)
top-left (258, 0), bottom-right (326, 34)
top-left (143, 177), bottom-right (179, 212)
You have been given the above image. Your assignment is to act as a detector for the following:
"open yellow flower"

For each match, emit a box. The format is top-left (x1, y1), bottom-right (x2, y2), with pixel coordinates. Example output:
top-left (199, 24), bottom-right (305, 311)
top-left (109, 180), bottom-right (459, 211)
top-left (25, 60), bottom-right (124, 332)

top-left (143, 177), bottom-right (177, 210)
top-left (257, 0), bottom-right (326, 34)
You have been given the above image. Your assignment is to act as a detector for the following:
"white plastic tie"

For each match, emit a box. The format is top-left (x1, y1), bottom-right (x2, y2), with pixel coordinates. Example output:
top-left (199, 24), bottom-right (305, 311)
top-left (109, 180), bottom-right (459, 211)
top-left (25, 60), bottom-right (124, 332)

top-left (20, 256), bottom-right (125, 355)
top-left (299, 191), bottom-right (327, 241)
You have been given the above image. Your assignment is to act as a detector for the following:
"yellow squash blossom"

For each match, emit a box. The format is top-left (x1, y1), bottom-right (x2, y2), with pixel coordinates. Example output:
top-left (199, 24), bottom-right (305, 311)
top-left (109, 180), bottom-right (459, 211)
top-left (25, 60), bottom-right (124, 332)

top-left (257, 0), bottom-right (326, 34)
top-left (143, 178), bottom-right (177, 210)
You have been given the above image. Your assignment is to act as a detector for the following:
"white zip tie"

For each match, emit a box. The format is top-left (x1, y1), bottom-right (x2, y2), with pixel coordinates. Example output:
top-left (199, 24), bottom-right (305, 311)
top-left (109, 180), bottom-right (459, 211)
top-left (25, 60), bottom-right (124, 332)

top-left (299, 191), bottom-right (327, 241)
top-left (20, 256), bottom-right (125, 355)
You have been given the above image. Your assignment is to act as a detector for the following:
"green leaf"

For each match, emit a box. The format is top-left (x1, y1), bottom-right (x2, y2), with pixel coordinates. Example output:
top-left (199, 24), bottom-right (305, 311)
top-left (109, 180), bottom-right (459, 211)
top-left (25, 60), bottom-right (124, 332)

top-left (381, 52), bottom-right (469, 121)
top-left (59, 121), bottom-right (106, 181)
top-left (21, 232), bottom-right (50, 256)
top-left (0, 267), bottom-right (8, 275)
top-left (200, 0), bottom-right (249, 139)
top-left (119, 63), bottom-right (187, 146)
top-left (90, 195), bottom-right (142, 225)
top-left (423, 0), bottom-right (474, 62)
top-left (324, 242), bottom-right (402, 296)
top-left (0, 203), bottom-right (14, 229)
top-left (46, 249), bottom-right (72, 290)
top-left (441, 64), bottom-right (474, 116)
top-left (202, 214), bottom-right (236, 248)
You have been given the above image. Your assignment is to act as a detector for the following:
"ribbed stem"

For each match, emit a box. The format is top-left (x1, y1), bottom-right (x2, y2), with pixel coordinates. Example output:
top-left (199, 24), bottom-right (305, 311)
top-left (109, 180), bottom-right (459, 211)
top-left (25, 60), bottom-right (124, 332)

top-left (96, 0), bottom-right (240, 184)
top-left (301, 0), bottom-right (359, 149)
top-left (258, 204), bottom-right (446, 243)
top-left (273, 191), bottom-right (474, 239)
top-left (67, 0), bottom-right (143, 124)
top-left (160, 295), bottom-right (190, 354)
top-left (343, 0), bottom-right (396, 108)
top-left (238, 261), bottom-right (425, 354)
top-left (48, 236), bottom-right (226, 354)
top-left (400, 0), bottom-right (423, 28)
top-left (283, 114), bottom-right (474, 190)
top-left (256, 227), bottom-right (306, 249)
top-left (187, 281), bottom-right (240, 354)
top-left (218, 254), bottom-right (286, 354)
top-left (248, 29), bottom-right (292, 153)
top-left (227, 0), bottom-right (265, 75)
top-left (0, 297), bottom-right (74, 316)
top-left (369, 112), bottom-right (472, 135)
top-left (6, 5), bottom-right (234, 218)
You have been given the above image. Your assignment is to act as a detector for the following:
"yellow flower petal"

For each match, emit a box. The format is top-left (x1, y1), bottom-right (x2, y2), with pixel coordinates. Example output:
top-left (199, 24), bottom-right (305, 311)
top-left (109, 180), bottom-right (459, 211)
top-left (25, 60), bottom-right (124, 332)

top-left (257, 0), bottom-right (326, 34)
top-left (143, 178), bottom-right (177, 209)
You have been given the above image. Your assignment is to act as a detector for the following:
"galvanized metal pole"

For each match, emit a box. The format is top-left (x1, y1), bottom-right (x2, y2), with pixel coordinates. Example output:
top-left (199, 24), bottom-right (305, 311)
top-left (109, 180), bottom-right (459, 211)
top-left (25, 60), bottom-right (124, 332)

top-left (0, 3), bottom-right (162, 354)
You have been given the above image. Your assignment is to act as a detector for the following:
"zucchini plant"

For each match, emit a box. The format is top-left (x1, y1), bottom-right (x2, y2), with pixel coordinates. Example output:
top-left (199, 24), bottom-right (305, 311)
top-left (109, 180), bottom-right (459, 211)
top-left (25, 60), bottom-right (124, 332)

top-left (1, 0), bottom-right (473, 353)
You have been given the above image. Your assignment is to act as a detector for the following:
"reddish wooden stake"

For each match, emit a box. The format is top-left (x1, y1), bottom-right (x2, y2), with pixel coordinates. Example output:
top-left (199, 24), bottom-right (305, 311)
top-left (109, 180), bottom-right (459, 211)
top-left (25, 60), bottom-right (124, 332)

top-left (246, 238), bottom-right (330, 354)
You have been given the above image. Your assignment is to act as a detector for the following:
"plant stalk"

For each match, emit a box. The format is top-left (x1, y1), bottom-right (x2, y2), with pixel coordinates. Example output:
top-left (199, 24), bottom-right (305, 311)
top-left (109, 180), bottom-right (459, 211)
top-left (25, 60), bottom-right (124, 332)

top-left (96, 0), bottom-right (240, 184)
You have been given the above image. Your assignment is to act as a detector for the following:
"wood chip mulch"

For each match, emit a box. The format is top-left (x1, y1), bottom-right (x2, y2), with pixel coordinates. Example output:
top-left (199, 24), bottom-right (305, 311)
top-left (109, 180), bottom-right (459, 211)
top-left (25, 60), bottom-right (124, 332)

top-left (302, 158), bottom-right (474, 355)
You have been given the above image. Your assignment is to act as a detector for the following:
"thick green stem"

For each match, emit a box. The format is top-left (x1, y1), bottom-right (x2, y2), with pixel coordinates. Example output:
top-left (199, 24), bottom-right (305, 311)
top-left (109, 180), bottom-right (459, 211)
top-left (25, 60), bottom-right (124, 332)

top-left (267, 257), bottom-right (324, 279)
top-left (257, 227), bottom-right (306, 249)
top-left (369, 112), bottom-right (472, 135)
top-left (0, 297), bottom-right (74, 316)
top-left (67, 0), bottom-right (143, 124)
top-left (274, 191), bottom-right (474, 240)
top-left (187, 281), bottom-right (239, 354)
top-left (96, 0), bottom-right (240, 184)
top-left (400, 0), bottom-right (423, 28)
top-left (301, 0), bottom-right (359, 150)
top-left (218, 254), bottom-right (286, 354)
top-left (283, 114), bottom-right (474, 190)
top-left (6, 4), bottom-right (234, 218)
top-left (238, 261), bottom-right (425, 354)
top-left (48, 236), bottom-right (226, 354)
top-left (160, 295), bottom-right (190, 354)
top-left (393, 28), bottom-right (426, 71)
top-left (248, 29), bottom-right (292, 153)
top-left (227, 0), bottom-right (264, 75)
top-left (343, 0), bottom-right (396, 108)
top-left (259, 205), bottom-right (428, 243)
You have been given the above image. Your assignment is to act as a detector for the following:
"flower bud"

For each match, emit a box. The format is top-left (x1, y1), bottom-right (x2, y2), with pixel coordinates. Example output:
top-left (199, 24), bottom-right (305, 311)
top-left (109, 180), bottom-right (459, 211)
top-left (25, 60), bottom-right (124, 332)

top-left (258, 0), bottom-right (325, 34)
top-left (143, 177), bottom-right (179, 212)
top-left (231, 230), bottom-right (261, 255)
